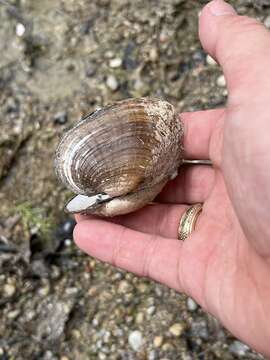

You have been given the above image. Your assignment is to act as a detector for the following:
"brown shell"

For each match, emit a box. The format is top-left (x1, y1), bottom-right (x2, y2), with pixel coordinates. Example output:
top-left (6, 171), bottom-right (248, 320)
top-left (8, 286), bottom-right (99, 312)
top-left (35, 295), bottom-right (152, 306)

top-left (55, 97), bottom-right (184, 216)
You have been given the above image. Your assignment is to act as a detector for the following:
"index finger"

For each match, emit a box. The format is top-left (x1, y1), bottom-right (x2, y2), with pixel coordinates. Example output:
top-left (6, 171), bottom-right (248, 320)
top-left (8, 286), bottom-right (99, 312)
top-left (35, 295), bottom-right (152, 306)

top-left (181, 108), bottom-right (225, 160)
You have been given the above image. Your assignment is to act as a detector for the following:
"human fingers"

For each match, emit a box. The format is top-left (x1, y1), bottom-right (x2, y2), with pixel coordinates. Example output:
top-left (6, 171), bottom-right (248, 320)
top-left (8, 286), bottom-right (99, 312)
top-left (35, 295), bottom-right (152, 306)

top-left (199, 0), bottom-right (270, 102)
top-left (76, 204), bottom-right (187, 239)
top-left (74, 219), bottom-right (186, 291)
top-left (182, 108), bottom-right (225, 160)
top-left (157, 165), bottom-right (215, 204)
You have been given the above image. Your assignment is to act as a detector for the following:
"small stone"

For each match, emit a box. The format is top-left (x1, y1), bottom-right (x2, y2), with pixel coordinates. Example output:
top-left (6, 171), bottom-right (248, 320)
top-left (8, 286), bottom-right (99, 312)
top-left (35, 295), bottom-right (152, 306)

top-left (72, 329), bottom-right (81, 339)
top-left (135, 312), bottom-right (144, 324)
top-left (0, 348), bottom-right (4, 356)
top-left (38, 286), bottom-right (50, 296)
top-left (148, 350), bottom-right (158, 360)
top-left (106, 75), bottom-right (119, 91)
top-left (169, 323), bottom-right (184, 337)
top-left (153, 336), bottom-right (163, 348)
top-left (147, 306), bottom-right (156, 315)
top-left (206, 54), bottom-right (217, 66)
top-left (217, 74), bottom-right (226, 87)
top-left (162, 343), bottom-right (173, 351)
top-left (7, 309), bottom-right (20, 319)
top-left (104, 50), bottom-right (114, 59)
top-left (149, 47), bottom-right (158, 62)
top-left (109, 58), bottom-right (122, 68)
top-left (98, 353), bottom-right (106, 360)
top-left (191, 320), bottom-right (209, 340)
top-left (118, 280), bottom-right (132, 293)
top-left (3, 283), bottom-right (16, 297)
top-left (264, 15), bottom-right (270, 28)
top-left (54, 111), bottom-right (68, 125)
top-left (60, 357), bottom-right (69, 360)
top-left (187, 297), bottom-right (197, 311)
top-left (128, 330), bottom-right (143, 352)
top-left (229, 340), bottom-right (249, 357)
top-left (16, 23), bottom-right (25, 37)
top-left (64, 239), bottom-right (72, 247)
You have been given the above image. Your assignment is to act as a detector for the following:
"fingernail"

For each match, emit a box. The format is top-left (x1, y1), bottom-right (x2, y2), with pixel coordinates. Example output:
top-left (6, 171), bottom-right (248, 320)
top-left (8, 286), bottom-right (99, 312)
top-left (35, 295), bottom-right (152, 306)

top-left (208, 0), bottom-right (236, 16)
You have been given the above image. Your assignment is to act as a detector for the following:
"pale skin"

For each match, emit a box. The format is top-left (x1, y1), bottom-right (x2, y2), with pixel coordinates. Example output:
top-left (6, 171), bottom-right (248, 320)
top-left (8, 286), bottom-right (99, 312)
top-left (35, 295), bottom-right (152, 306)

top-left (74, 0), bottom-right (270, 356)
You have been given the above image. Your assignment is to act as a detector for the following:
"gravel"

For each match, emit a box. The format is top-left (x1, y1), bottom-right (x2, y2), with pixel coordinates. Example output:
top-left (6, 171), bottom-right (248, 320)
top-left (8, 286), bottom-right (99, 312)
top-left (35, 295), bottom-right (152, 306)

top-left (128, 330), bottom-right (143, 352)
top-left (0, 0), bottom-right (268, 359)
top-left (229, 340), bottom-right (250, 357)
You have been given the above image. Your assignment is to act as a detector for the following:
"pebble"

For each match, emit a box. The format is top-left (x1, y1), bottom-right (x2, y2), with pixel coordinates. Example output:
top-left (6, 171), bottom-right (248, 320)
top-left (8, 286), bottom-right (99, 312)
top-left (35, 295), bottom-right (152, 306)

top-left (264, 15), bottom-right (270, 28)
top-left (169, 323), bottom-right (184, 337)
top-left (153, 336), bottom-right (163, 348)
top-left (128, 330), bottom-right (143, 352)
top-left (106, 75), bottom-right (119, 91)
top-left (0, 348), bottom-right (4, 356)
top-left (16, 23), bottom-right (25, 37)
top-left (147, 306), bottom-right (156, 316)
top-left (118, 280), bottom-right (132, 293)
top-left (135, 312), bottom-right (144, 324)
top-left (229, 340), bottom-right (249, 357)
top-left (206, 54), bottom-right (217, 66)
top-left (98, 352), bottom-right (106, 360)
top-left (3, 283), bottom-right (16, 297)
top-left (60, 357), bottom-right (69, 360)
top-left (109, 58), bottom-right (122, 68)
top-left (7, 309), bottom-right (20, 319)
top-left (187, 297), bottom-right (198, 311)
top-left (191, 320), bottom-right (209, 340)
top-left (148, 350), bottom-right (158, 360)
top-left (216, 74), bottom-right (226, 87)
top-left (149, 47), bottom-right (158, 62)
top-left (54, 111), bottom-right (68, 125)
top-left (38, 285), bottom-right (50, 297)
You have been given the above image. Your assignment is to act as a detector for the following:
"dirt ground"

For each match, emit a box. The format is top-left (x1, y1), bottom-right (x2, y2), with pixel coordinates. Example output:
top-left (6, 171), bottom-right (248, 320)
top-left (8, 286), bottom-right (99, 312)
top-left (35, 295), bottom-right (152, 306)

top-left (0, 0), bottom-right (269, 359)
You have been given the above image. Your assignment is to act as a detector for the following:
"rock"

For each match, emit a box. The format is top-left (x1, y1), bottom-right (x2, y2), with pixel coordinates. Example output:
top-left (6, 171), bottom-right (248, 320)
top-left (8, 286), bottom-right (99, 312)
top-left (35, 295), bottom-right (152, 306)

top-left (38, 285), bottom-right (50, 297)
top-left (118, 280), bottom-right (132, 293)
top-left (109, 58), bottom-right (122, 68)
top-left (7, 309), bottom-right (20, 319)
top-left (128, 330), bottom-right (143, 352)
top-left (147, 306), bottom-right (156, 315)
top-left (16, 23), bottom-right (25, 37)
top-left (206, 54), bottom-right (217, 66)
top-left (54, 111), bottom-right (68, 125)
top-left (187, 297), bottom-right (197, 311)
top-left (216, 74), bottom-right (226, 87)
top-left (229, 340), bottom-right (250, 357)
top-left (264, 15), bottom-right (270, 28)
top-left (3, 283), bottom-right (16, 297)
top-left (148, 350), bottom-right (158, 360)
top-left (153, 336), bottom-right (163, 348)
top-left (191, 320), bottom-right (209, 340)
top-left (149, 47), bottom-right (158, 62)
top-left (60, 357), bottom-right (69, 360)
top-left (106, 75), bottom-right (119, 91)
top-left (36, 295), bottom-right (74, 342)
top-left (135, 312), bottom-right (144, 324)
top-left (169, 323), bottom-right (184, 337)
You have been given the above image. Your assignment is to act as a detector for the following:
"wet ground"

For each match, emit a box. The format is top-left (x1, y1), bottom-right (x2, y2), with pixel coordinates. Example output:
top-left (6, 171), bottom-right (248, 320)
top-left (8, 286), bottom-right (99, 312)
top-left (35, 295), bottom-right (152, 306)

top-left (0, 0), bottom-right (270, 359)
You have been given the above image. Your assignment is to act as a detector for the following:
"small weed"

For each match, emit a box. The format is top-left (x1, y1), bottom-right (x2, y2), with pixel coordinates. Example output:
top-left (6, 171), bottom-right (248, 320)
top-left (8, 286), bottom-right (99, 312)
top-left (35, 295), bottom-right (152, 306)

top-left (14, 201), bottom-right (54, 241)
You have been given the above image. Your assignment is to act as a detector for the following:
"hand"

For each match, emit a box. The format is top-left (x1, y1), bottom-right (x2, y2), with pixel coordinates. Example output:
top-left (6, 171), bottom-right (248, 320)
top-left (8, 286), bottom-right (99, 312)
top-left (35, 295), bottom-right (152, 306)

top-left (74, 0), bottom-right (270, 356)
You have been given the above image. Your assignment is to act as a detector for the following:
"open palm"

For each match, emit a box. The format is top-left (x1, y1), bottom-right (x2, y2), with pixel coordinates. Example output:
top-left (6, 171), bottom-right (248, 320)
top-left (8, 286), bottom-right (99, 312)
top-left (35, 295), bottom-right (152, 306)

top-left (74, 1), bottom-right (270, 356)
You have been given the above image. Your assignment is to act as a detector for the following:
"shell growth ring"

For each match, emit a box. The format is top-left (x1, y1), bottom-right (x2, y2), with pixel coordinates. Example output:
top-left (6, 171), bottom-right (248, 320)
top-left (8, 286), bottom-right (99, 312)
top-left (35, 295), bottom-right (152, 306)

top-left (178, 204), bottom-right (203, 241)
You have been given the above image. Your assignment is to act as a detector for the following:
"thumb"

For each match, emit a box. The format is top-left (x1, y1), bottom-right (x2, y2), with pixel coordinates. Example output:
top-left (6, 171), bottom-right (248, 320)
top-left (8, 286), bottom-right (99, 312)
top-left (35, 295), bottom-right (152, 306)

top-left (199, 0), bottom-right (270, 101)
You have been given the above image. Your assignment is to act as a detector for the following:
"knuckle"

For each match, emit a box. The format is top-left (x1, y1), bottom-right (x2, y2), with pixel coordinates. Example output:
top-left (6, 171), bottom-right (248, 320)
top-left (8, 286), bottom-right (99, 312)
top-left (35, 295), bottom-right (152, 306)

top-left (142, 235), bottom-right (159, 278)
top-left (111, 227), bottom-right (126, 267)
